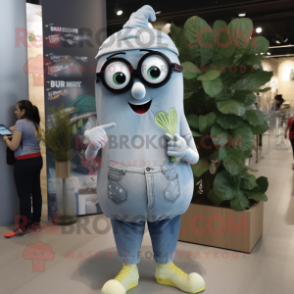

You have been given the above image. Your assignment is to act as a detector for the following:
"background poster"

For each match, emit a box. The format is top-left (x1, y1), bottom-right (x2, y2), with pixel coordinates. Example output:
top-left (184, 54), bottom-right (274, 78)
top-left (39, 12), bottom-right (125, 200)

top-left (42, 0), bottom-right (106, 220)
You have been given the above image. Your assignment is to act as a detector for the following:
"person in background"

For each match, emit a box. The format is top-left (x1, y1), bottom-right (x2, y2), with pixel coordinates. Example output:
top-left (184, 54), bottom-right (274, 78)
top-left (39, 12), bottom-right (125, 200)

top-left (255, 93), bottom-right (262, 148)
top-left (284, 113), bottom-right (294, 170)
top-left (272, 94), bottom-right (285, 111)
top-left (246, 103), bottom-right (258, 156)
top-left (2, 100), bottom-right (43, 238)
top-left (255, 92), bottom-right (261, 111)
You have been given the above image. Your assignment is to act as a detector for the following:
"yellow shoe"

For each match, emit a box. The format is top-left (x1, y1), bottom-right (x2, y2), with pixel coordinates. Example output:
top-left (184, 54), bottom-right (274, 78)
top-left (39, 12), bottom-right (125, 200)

top-left (155, 261), bottom-right (205, 293)
top-left (101, 263), bottom-right (139, 294)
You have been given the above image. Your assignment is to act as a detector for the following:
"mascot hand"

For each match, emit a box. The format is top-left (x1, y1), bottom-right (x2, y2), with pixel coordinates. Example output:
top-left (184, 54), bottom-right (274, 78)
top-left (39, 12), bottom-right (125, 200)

top-left (165, 133), bottom-right (187, 158)
top-left (165, 133), bottom-right (199, 165)
top-left (84, 122), bottom-right (116, 160)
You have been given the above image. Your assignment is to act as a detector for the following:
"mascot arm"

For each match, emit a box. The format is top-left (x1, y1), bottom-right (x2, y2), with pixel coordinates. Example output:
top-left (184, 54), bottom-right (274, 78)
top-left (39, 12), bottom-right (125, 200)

top-left (84, 122), bottom-right (116, 161)
top-left (181, 133), bottom-right (199, 165)
top-left (179, 113), bottom-right (199, 165)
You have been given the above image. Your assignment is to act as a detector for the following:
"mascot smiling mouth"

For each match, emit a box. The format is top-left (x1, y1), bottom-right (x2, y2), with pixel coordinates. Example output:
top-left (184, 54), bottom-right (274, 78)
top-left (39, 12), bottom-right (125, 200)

top-left (128, 100), bottom-right (152, 114)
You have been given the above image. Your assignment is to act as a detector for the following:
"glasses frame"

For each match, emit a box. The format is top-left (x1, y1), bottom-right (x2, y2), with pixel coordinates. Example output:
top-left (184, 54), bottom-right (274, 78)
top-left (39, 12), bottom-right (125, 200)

top-left (96, 50), bottom-right (183, 94)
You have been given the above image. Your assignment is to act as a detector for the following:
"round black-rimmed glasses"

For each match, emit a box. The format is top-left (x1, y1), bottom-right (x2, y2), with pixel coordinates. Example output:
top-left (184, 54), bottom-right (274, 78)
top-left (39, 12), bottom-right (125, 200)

top-left (96, 50), bottom-right (183, 94)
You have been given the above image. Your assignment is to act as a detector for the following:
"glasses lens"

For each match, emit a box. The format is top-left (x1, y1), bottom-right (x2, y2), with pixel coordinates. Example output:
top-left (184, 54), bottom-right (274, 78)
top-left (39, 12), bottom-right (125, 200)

top-left (141, 55), bottom-right (169, 85)
top-left (104, 61), bottom-right (131, 90)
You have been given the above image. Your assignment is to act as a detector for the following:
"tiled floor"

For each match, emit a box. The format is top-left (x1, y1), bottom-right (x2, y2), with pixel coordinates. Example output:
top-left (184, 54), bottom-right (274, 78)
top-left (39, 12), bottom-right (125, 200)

top-left (1, 146), bottom-right (294, 294)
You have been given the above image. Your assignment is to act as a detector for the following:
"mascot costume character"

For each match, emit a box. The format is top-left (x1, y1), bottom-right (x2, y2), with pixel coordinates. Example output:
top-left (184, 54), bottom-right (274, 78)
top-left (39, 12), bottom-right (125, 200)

top-left (84, 5), bottom-right (205, 294)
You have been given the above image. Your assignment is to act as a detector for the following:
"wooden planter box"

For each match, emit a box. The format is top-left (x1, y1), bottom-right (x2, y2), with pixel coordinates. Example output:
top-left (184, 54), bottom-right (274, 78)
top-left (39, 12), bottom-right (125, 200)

top-left (179, 201), bottom-right (264, 253)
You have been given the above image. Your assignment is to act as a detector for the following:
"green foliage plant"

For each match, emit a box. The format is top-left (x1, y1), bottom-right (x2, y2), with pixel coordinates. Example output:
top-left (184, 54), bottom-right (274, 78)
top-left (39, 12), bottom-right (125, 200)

top-left (170, 16), bottom-right (271, 211)
top-left (41, 103), bottom-right (75, 162)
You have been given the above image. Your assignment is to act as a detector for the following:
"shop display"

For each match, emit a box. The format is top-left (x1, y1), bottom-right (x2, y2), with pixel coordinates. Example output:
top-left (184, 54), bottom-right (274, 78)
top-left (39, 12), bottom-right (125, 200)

top-left (41, 0), bottom-right (105, 218)
top-left (84, 5), bottom-right (205, 294)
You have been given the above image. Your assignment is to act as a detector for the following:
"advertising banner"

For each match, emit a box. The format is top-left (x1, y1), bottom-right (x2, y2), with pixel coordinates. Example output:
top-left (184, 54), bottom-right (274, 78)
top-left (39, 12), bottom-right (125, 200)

top-left (42, 0), bottom-right (106, 220)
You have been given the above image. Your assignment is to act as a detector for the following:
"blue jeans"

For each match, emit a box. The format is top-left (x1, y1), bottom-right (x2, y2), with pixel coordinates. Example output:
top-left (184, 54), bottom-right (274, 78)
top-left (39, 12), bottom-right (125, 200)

top-left (111, 215), bottom-right (181, 264)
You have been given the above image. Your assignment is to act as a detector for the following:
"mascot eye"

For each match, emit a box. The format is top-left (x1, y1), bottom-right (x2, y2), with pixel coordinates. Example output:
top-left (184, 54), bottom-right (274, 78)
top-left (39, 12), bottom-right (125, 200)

top-left (113, 72), bottom-right (126, 85)
top-left (147, 66), bottom-right (160, 79)
top-left (104, 62), bottom-right (131, 89)
top-left (141, 56), bottom-right (169, 84)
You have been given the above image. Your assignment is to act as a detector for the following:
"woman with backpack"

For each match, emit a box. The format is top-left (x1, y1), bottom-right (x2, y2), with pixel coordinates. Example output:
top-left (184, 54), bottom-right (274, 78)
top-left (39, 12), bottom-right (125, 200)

top-left (2, 100), bottom-right (43, 237)
top-left (284, 114), bottom-right (294, 170)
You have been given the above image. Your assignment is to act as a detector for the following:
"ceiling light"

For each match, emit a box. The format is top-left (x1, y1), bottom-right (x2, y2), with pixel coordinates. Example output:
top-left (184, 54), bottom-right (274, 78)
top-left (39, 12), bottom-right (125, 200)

top-left (276, 40), bottom-right (281, 44)
top-left (267, 52), bottom-right (271, 55)
top-left (162, 23), bottom-right (171, 34)
top-left (238, 10), bottom-right (246, 17)
top-left (155, 11), bottom-right (161, 15)
top-left (256, 27), bottom-right (262, 34)
top-left (114, 5), bottom-right (123, 16)
top-left (284, 38), bottom-right (288, 42)
top-left (260, 52), bottom-right (264, 55)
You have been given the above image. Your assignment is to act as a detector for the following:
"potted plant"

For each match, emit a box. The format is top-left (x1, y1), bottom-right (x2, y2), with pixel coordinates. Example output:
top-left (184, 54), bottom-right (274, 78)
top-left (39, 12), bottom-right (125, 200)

top-left (42, 104), bottom-right (77, 225)
top-left (170, 16), bottom-right (272, 252)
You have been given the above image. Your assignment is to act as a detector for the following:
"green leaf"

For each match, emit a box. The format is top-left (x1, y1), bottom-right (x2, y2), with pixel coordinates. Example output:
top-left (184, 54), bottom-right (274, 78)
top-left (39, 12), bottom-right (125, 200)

top-left (219, 148), bottom-right (245, 176)
top-left (214, 170), bottom-right (240, 201)
top-left (199, 112), bottom-right (216, 133)
top-left (155, 108), bottom-right (178, 136)
top-left (208, 189), bottom-right (222, 206)
top-left (211, 124), bottom-right (229, 146)
top-left (243, 150), bottom-right (252, 158)
top-left (77, 119), bottom-right (83, 128)
top-left (212, 20), bottom-right (235, 59)
top-left (240, 172), bottom-right (257, 190)
top-left (247, 36), bottom-right (270, 55)
top-left (216, 99), bottom-right (246, 116)
top-left (184, 16), bottom-right (211, 48)
top-left (245, 192), bottom-right (268, 202)
top-left (192, 130), bottom-right (203, 137)
top-left (186, 114), bottom-right (199, 129)
top-left (249, 120), bottom-right (269, 135)
top-left (184, 92), bottom-right (194, 99)
top-left (257, 87), bottom-right (271, 93)
top-left (210, 56), bottom-right (232, 72)
top-left (232, 71), bottom-right (273, 91)
top-left (228, 18), bottom-right (253, 50)
top-left (184, 77), bottom-right (203, 93)
top-left (233, 91), bottom-right (257, 107)
top-left (208, 149), bottom-right (219, 161)
top-left (243, 166), bottom-right (258, 173)
top-left (201, 29), bottom-right (214, 65)
top-left (191, 160), bottom-right (210, 177)
top-left (216, 113), bottom-right (243, 129)
top-left (256, 176), bottom-right (269, 193)
top-left (181, 61), bottom-right (199, 79)
top-left (202, 78), bottom-right (223, 97)
top-left (230, 191), bottom-right (250, 211)
top-left (243, 110), bottom-right (268, 126)
top-left (241, 54), bottom-right (263, 66)
top-left (72, 123), bottom-right (77, 135)
top-left (170, 23), bottom-right (193, 63)
top-left (229, 124), bottom-right (254, 151)
top-left (190, 45), bottom-right (201, 64)
top-left (198, 70), bottom-right (221, 82)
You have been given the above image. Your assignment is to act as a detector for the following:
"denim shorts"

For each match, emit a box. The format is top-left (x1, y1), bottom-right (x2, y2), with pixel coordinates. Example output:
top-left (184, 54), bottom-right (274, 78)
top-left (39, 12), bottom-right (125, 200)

top-left (101, 160), bottom-right (193, 222)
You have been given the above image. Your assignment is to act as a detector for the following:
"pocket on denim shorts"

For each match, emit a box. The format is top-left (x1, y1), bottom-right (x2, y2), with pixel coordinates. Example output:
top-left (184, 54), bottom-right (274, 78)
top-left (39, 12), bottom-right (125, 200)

top-left (163, 168), bottom-right (180, 202)
top-left (108, 167), bottom-right (127, 204)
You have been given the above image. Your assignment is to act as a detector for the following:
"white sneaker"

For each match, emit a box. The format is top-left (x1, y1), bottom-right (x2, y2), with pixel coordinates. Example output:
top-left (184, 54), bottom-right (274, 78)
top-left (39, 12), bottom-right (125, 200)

top-left (155, 261), bottom-right (205, 293)
top-left (101, 263), bottom-right (139, 294)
